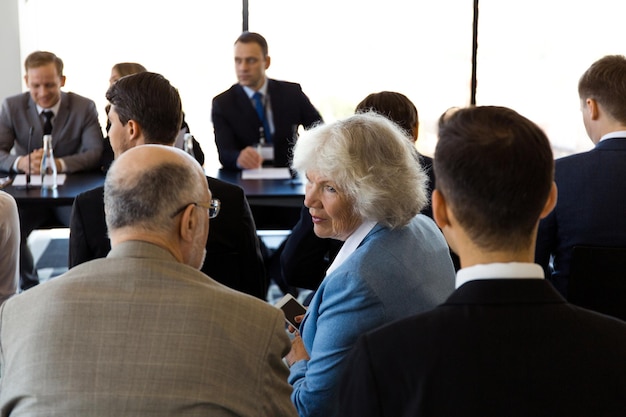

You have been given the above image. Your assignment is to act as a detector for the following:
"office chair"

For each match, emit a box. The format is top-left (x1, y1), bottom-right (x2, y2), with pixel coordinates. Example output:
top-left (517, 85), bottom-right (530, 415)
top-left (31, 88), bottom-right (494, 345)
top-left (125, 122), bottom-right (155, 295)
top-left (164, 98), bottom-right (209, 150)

top-left (569, 245), bottom-right (626, 321)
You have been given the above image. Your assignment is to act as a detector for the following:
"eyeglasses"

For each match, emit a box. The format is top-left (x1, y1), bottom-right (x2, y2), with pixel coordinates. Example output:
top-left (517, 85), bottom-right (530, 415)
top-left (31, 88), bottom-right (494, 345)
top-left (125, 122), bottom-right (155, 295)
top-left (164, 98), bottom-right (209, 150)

top-left (170, 199), bottom-right (221, 219)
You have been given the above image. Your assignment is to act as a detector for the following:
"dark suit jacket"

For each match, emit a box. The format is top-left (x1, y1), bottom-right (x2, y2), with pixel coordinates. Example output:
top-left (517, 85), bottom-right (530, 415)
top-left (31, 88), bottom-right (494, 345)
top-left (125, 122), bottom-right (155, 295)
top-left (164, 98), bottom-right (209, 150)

top-left (535, 137), bottom-right (626, 295)
top-left (339, 279), bottom-right (626, 417)
top-left (212, 79), bottom-right (322, 169)
top-left (69, 177), bottom-right (267, 299)
top-left (0, 91), bottom-right (103, 173)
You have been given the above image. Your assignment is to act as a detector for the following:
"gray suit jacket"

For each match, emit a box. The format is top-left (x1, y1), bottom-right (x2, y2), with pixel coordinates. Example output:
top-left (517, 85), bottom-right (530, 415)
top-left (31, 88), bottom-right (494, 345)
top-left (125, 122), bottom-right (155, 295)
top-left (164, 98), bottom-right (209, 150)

top-left (0, 91), bottom-right (103, 173)
top-left (0, 191), bottom-right (18, 305)
top-left (0, 241), bottom-right (297, 417)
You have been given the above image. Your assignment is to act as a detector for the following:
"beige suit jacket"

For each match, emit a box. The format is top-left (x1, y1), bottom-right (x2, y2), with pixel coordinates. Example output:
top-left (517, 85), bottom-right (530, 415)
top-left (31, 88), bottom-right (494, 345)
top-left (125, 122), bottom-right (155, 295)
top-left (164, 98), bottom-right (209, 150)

top-left (0, 241), bottom-right (296, 417)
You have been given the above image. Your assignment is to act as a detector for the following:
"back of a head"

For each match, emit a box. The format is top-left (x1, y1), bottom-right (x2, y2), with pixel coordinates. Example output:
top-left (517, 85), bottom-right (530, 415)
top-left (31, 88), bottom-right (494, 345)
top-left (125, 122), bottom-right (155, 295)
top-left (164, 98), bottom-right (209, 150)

top-left (434, 106), bottom-right (554, 251)
top-left (292, 112), bottom-right (427, 228)
top-left (112, 62), bottom-right (147, 78)
top-left (235, 31), bottom-right (269, 57)
top-left (105, 72), bottom-right (182, 145)
top-left (355, 91), bottom-right (419, 140)
top-left (24, 50), bottom-right (63, 75)
top-left (578, 54), bottom-right (626, 124)
top-left (104, 145), bottom-right (204, 235)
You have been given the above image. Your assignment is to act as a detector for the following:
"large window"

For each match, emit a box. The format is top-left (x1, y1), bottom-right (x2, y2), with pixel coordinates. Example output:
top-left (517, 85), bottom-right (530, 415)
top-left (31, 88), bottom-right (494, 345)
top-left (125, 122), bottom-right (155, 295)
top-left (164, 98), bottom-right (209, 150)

top-left (477, 0), bottom-right (626, 157)
top-left (16, 0), bottom-right (626, 166)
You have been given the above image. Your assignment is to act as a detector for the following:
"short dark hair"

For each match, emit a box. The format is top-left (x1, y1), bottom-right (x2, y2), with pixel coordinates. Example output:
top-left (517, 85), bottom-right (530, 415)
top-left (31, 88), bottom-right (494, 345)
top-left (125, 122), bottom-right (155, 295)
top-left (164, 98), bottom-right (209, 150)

top-left (355, 91), bottom-right (418, 139)
top-left (105, 72), bottom-right (182, 145)
top-left (434, 106), bottom-right (554, 251)
top-left (24, 51), bottom-right (63, 76)
top-left (578, 55), bottom-right (626, 124)
top-left (111, 62), bottom-right (147, 78)
top-left (235, 32), bottom-right (269, 57)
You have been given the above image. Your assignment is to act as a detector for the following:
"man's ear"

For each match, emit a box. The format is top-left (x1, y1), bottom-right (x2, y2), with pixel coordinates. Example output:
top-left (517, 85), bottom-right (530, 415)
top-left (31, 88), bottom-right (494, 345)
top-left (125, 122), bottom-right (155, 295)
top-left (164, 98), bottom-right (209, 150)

top-left (586, 98), bottom-right (600, 121)
top-left (539, 182), bottom-right (558, 219)
top-left (126, 119), bottom-right (143, 143)
top-left (178, 204), bottom-right (197, 243)
top-left (59, 75), bottom-right (66, 87)
top-left (432, 189), bottom-right (450, 230)
top-left (264, 55), bottom-right (271, 70)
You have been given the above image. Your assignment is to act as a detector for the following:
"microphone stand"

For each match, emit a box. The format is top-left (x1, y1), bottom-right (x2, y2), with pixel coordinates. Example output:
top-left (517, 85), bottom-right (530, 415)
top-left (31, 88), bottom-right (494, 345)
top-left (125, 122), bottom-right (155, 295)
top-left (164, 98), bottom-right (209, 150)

top-left (26, 126), bottom-right (33, 190)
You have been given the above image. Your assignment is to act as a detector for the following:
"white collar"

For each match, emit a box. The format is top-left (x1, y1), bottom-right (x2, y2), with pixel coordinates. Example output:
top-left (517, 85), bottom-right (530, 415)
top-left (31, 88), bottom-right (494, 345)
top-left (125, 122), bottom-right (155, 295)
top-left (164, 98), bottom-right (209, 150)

top-left (242, 80), bottom-right (269, 100)
top-left (455, 262), bottom-right (544, 289)
top-left (37, 96), bottom-right (62, 116)
top-left (325, 220), bottom-right (377, 276)
top-left (599, 131), bottom-right (626, 142)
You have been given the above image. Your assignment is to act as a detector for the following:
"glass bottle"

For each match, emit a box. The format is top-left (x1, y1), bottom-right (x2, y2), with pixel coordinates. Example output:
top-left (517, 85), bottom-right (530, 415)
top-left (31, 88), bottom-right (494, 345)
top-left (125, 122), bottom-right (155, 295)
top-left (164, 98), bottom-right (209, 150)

top-left (183, 133), bottom-right (195, 158)
top-left (40, 134), bottom-right (57, 190)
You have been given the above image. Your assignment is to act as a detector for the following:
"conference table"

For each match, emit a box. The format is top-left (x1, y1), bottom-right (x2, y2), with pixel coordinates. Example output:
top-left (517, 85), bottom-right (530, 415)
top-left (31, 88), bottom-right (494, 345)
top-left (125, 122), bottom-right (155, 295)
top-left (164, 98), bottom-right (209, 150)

top-left (2, 168), bottom-right (305, 229)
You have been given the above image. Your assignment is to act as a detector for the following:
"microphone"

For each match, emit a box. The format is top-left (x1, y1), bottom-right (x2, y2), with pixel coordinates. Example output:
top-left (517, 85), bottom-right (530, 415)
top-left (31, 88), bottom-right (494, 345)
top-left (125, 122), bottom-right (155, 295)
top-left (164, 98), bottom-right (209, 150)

top-left (26, 126), bottom-right (33, 190)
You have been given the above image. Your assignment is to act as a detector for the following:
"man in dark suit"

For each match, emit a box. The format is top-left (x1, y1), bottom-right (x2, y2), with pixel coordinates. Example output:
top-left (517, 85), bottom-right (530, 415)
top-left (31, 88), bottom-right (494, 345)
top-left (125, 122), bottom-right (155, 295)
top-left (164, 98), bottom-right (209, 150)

top-left (338, 106), bottom-right (626, 417)
top-left (69, 72), bottom-right (267, 299)
top-left (212, 31), bottom-right (322, 170)
top-left (0, 51), bottom-right (104, 290)
top-left (535, 54), bottom-right (626, 297)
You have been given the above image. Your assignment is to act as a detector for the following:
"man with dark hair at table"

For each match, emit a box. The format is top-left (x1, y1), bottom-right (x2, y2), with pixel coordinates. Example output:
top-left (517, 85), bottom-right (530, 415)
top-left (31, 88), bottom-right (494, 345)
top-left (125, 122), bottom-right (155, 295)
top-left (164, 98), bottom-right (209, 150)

top-left (0, 50), bottom-right (103, 290)
top-left (212, 31), bottom-right (323, 280)
top-left (338, 106), bottom-right (626, 417)
top-left (69, 72), bottom-right (267, 299)
top-left (535, 54), bottom-right (626, 297)
top-left (212, 31), bottom-right (322, 170)
top-left (0, 144), bottom-right (297, 416)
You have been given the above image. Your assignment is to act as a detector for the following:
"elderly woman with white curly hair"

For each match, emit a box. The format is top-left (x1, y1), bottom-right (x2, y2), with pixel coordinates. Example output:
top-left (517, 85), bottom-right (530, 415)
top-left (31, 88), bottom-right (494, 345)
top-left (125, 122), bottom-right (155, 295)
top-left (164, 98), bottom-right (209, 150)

top-left (285, 112), bottom-right (456, 417)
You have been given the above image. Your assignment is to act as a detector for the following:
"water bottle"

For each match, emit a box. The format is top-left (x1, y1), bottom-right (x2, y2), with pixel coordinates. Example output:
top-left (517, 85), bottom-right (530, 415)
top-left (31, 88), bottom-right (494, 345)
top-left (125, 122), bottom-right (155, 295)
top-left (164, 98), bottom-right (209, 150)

top-left (183, 133), bottom-right (195, 158)
top-left (40, 134), bottom-right (57, 189)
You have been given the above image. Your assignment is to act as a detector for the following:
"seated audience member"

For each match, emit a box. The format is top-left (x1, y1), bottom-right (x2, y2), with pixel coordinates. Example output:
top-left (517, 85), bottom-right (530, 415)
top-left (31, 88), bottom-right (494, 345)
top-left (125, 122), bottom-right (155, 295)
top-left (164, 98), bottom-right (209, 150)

top-left (280, 91), bottom-right (437, 293)
top-left (69, 72), bottom-right (266, 299)
top-left (0, 191), bottom-right (19, 304)
top-left (0, 145), bottom-right (297, 416)
top-left (338, 106), bottom-right (626, 417)
top-left (285, 112), bottom-right (456, 417)
top-left (100, 62), bottom-right (204, 172)
top-left (212, 31), bottom-right (322, 170)
top-left (0, 50), bottom-right (103, 290)
top-left (536, 54), bottom-right (626, 297)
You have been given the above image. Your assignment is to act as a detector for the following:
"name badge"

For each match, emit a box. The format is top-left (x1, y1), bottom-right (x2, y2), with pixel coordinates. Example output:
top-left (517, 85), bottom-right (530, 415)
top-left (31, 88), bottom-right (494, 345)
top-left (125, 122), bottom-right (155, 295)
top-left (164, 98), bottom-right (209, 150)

top-left (258, 144), bottom-right (274, 161)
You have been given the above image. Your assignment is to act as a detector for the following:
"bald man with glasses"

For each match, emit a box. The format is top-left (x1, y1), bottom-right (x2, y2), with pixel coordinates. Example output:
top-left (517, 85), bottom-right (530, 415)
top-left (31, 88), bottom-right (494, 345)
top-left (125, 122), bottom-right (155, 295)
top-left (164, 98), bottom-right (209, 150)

top-left (0, 144), bottom-right (297, 416)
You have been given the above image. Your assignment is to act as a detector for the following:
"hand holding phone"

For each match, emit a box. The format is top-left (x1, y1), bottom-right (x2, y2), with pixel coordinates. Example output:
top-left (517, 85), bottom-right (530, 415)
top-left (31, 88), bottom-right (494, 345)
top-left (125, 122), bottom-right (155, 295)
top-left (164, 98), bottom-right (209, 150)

top-left (275, 294), bottom-right (307, 330)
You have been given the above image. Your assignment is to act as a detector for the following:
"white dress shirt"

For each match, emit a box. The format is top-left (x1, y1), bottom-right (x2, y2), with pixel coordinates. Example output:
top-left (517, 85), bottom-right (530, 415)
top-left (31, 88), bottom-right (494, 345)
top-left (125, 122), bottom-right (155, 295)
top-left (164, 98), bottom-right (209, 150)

top-left (455, 262), bottom-right (544, 289)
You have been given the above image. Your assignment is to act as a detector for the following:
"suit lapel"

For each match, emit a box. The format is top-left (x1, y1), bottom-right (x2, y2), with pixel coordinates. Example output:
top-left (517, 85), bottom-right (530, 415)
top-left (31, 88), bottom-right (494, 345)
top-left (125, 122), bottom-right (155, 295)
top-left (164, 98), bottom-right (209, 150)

top-left (234, 84), bottom-right (258, 120)
top-left (53, 92), bottom-right (70, 141)
top-left (25, 94), bottom-right (44, 147)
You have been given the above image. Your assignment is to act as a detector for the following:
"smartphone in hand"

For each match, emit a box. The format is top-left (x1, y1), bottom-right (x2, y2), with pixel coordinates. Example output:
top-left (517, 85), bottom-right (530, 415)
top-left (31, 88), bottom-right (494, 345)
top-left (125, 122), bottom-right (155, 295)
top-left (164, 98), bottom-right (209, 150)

top-left (275, 294), bottom-right (307, 330)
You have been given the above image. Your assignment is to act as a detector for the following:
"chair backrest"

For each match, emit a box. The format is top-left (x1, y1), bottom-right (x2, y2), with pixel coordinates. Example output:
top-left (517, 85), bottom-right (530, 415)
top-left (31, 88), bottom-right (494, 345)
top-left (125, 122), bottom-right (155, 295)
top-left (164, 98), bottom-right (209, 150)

top-left (569, 245), bottom-right (626, 321)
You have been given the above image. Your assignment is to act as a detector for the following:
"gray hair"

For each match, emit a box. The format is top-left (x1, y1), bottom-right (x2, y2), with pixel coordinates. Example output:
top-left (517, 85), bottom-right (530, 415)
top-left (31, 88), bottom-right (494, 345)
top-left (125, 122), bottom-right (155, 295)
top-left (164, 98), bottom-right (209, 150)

top-left (105, 162), bottom-right (205, 234)
top-left (292, 112), bottom-right (428, 228)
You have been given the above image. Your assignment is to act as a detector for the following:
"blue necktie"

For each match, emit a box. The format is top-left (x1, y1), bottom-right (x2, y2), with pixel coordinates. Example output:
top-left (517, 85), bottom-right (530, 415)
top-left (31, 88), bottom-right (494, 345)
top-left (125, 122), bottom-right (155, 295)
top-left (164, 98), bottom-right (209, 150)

top-left (252, 92), bottom-right (271, 143)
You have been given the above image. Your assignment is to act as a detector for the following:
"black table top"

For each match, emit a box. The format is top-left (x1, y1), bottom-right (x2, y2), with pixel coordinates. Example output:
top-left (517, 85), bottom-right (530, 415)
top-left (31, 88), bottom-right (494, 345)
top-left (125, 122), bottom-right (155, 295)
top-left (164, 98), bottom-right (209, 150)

top-left (2, 168), bottom-right (305, 208)
top-left (1, 171), bottom-right (105, 207)
top-left (210, 168), bottom-right (305, 207)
